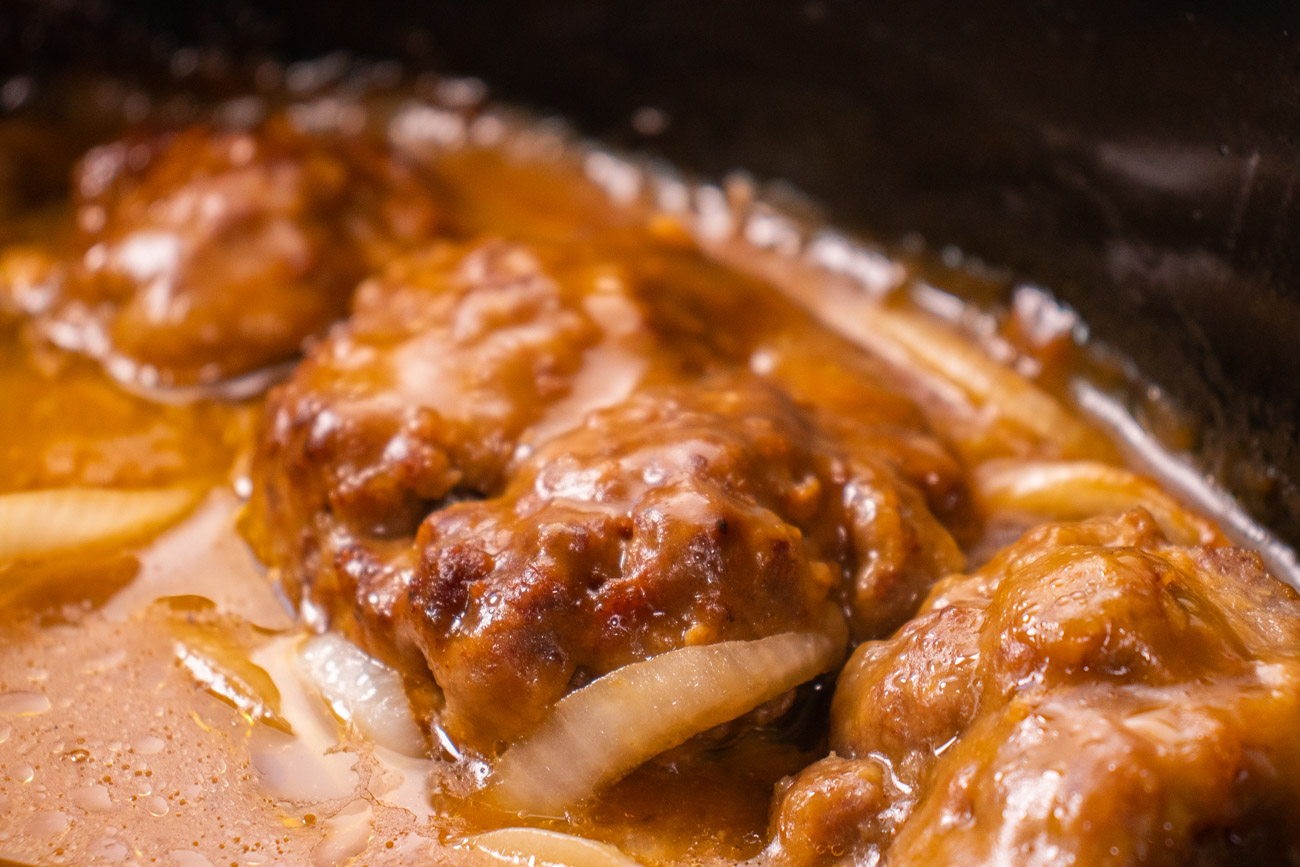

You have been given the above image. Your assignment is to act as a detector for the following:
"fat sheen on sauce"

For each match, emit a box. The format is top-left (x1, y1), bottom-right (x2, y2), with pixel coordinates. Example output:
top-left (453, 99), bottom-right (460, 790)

top-left (0, 63), bottom-right (1297, 867)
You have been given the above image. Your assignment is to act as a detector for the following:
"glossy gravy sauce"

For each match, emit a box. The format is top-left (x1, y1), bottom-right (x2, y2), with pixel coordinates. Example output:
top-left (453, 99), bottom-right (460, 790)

top-left (0, 67), bottom-right (1294, 867)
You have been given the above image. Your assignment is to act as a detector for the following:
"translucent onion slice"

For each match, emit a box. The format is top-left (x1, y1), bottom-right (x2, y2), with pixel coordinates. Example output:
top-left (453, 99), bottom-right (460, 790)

top-left (975, 459), bottom-right (1222, 546)
top-left (299, 633), bottom-right (426, 757)
top-left (168, 606), bottom-right (292, 733)
top-left (175, 640), bottom-right (292, 733)
top-left (0, 486), bottom-right (197, 562)
top-left (853, 305), bottom-right (1108, 459)
top-left (467, 828), bottom-right (641, 867)
top-left (491, 623), bottom-right (846, 816)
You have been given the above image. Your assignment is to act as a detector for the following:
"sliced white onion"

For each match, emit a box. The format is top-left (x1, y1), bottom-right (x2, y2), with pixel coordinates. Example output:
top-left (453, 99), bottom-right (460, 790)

top-left (491, 621), bottom-right (846, 816)
top-left (175, 638), bottom-right (292, 733)
top-left (853, 305), bottom-right (1107, 459)
top-left (168, 608), bottom-right (291, 733)
top-left (467, 828), bottom-right (641, 867)
top-left (299, 633), bottom-right (426, 757)
top-left (0, 486), bottom-right (197, 563)
top-left (975, 459), bottom-right (1221, 546)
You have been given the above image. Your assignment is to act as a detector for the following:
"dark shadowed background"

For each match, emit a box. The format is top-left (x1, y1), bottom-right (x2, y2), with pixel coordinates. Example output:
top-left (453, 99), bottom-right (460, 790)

top-left (4, 0), bottom-right (1299, 547)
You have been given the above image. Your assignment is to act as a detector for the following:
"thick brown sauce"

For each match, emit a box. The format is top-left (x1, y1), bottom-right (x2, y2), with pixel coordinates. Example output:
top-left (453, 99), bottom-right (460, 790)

top-left (0, 70), bottom-right (1294, 867)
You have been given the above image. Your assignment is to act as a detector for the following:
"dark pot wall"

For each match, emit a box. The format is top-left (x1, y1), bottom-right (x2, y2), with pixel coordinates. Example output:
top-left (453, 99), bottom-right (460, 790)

top-left (5, 0), bottom-right (1300, 547)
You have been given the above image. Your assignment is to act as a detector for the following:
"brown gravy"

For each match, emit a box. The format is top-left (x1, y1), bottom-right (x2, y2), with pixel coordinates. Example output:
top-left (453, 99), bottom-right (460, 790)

top-left (1, 67), bottom-right (1297, 867)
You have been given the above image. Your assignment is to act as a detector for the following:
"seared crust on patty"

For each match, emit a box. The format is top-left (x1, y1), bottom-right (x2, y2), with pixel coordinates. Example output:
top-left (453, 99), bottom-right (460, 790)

top-left (31, 117), bottom-right (441, 385)
top-left (772, 510), bottom-right (1300, 866)
top-left (250, 236), bottom-right (972, 751)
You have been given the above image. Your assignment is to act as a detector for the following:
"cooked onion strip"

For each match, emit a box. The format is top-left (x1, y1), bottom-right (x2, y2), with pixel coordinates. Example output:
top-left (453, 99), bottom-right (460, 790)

top-left (491, 621), bottom-right (846, 816)
top-left (467, 828), bottom-right (641, 867)
top-left (975, 459), bottom-right (1222, 546)
top-left (175, 640), bottom-right (292, 733)
top-left (298, 633), bottom-right (426, 757)
top-left (852, 305), bottom-right (1108, 459)
top-left (0, 486), bottom-right (197, 562)
top-left (168, 609), bottom-right (291, 733)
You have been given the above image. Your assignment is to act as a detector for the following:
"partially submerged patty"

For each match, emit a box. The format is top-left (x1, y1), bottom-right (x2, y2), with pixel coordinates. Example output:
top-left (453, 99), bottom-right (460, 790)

top-left (772, 509), bottom-right (1300, 866)
top-left (249, 235), bottom-right (972, 753)
top-left (7, 116), bottom-right (441, 386)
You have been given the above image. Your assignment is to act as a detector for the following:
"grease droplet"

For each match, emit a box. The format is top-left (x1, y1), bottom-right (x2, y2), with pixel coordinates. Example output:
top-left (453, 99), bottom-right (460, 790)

top-left (70, 785), bottom-right (114, 812)
top-left (0, 690), bottom-right (51, 716)
top-left (169, 850), bottom-right (215, 867)
top-left (24, 809), bottom-right (70, 837)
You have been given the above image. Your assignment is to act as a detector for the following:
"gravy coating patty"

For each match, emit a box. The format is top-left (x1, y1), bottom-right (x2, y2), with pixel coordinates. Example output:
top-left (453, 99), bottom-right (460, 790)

top-left (250, 236), bottom-right (974, 751)
top-left (772, 509), bottom-right (1300, 866)
top-left (23, 117), bottom-right (441, 385)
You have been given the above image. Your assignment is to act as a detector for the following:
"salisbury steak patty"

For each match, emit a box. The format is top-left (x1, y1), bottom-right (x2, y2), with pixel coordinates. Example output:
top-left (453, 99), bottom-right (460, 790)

top-left (772, 509), bottom-right (1300, 866)
top-left (250, 236), bottom-right (971, 751)
top-left (30, 117), bottom-right (441, 385)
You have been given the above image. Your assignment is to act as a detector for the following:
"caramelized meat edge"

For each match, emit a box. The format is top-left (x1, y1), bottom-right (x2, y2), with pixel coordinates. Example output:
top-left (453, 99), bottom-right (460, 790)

top-left (772, 509), bottom-right (1300, 866)
top-left (4, 117), bottom-right (441, 385)
top-left (249, 236), bottom-right (973, 751)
